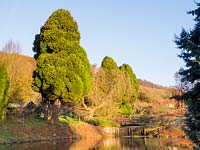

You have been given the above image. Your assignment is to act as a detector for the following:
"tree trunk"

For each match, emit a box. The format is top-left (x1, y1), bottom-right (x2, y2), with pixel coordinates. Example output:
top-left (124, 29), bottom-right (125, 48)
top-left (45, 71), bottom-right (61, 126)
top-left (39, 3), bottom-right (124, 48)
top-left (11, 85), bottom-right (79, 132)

top-left (50, 99), bottom-right (61, 124)
top-left (43, 101), bottom-right (49, 120)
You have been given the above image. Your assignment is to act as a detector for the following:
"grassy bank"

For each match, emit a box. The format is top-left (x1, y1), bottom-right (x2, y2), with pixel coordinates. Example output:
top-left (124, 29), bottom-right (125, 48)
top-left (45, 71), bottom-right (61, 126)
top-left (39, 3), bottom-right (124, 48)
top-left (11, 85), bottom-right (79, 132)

top-left (0, 116), bottom-right (116, 144)
top-left (0, 117), bottom-right (77, 144)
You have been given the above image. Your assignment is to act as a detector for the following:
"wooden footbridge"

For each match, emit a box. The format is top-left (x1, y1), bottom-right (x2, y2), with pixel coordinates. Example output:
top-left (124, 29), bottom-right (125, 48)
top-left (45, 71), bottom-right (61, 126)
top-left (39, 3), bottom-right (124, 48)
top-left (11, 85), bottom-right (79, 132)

top-left (115, 115), bottom-right (163, 136)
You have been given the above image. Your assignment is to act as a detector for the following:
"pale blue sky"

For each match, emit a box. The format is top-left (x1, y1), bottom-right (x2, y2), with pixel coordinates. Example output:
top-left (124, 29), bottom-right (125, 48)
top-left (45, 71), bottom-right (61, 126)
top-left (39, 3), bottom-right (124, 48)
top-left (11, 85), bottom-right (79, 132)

top-left (0, 0), bottom-right (196, 86)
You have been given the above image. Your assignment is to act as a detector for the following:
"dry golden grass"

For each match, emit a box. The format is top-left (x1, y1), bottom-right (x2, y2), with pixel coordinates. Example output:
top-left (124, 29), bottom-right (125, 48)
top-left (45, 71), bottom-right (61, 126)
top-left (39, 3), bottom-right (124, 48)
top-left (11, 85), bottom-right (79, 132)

top-left (69, 122), bottom-right (106, 138)
top-left (136, 84), bottom-right (185, 118)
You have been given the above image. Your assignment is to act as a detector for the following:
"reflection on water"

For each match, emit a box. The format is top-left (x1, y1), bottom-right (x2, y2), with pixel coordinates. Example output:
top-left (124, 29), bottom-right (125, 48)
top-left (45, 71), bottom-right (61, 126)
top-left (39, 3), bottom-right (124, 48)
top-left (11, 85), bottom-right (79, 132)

top-left (0, 137), bottom-right (192, 150)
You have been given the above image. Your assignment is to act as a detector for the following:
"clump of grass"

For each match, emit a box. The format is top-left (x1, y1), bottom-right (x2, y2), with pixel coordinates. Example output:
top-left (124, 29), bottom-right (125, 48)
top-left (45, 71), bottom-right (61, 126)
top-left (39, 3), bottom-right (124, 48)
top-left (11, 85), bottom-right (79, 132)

top-left (120, 104), bottom-right (132, 115)
top-left (59, 115), bottom-right (79, 124)
top-left (90, 117), bottom-right (120, 127)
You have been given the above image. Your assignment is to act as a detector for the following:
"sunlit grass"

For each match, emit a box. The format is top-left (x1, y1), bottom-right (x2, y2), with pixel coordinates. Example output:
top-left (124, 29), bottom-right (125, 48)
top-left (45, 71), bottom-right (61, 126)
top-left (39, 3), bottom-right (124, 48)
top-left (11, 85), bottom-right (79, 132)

top-left (90, 117), bottom-right (120, 127)
top-left (59, 115), bottom-right (80, 124)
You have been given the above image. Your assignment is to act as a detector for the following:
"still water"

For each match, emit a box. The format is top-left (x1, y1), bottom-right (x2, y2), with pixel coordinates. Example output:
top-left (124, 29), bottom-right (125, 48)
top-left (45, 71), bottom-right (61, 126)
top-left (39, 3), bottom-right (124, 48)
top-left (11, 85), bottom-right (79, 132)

top-left (0, 137), bottom-right (192, 150)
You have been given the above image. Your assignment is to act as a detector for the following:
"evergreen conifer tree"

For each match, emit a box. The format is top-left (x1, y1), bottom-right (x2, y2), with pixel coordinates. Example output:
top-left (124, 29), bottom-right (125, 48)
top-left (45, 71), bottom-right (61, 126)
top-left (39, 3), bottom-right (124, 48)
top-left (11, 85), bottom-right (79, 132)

top-left (32, 9), bottom-right (91, 121)
top-left (175, 3), bottom-right (200, 145)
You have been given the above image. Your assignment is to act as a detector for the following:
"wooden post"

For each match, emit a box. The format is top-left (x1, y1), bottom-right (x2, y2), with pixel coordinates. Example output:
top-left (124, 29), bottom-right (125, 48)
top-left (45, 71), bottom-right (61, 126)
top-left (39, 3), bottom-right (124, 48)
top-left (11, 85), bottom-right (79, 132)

top-left (22, 111), bottom-right (25, 130)
top-left (141, 128), bottom-right (145, 135)
top-left (130, 128), bottom-right (133, 136)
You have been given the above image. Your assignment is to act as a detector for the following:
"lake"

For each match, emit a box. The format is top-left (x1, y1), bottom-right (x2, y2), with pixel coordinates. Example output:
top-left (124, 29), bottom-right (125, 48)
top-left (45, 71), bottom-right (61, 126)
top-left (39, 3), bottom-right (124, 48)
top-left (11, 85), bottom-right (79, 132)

top-left (0, 137), bottom-right (193, 150)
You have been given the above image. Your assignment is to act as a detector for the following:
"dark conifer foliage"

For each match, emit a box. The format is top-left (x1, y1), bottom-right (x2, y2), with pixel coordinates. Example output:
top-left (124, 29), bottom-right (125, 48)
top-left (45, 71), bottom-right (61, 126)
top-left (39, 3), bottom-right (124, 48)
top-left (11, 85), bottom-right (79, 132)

top-left (175, 3), bottom-right (200, 146)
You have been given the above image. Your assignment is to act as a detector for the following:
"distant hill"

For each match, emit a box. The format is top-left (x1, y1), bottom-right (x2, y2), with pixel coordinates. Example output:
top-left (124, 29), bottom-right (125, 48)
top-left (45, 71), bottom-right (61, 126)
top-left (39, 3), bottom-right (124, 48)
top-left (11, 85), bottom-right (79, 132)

top-left (139, 79), bottom-right (169, 90)
top-left (0, 52), bottom-right (39, 103)
top-left (21, 54), bottom-right (36, 67)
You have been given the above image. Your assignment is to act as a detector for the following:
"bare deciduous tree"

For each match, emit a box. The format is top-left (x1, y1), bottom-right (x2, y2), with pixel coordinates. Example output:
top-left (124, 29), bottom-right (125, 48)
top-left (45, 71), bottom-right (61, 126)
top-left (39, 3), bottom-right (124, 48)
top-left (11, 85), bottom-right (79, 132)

top-left (1, 40), bottom-right (21, 54)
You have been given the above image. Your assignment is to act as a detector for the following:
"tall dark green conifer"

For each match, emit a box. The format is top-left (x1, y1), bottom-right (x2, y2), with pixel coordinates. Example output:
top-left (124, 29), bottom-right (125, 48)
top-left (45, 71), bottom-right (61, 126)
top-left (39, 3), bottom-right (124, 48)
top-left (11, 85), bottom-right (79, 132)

top-left (175, 3), bottom-right (200, 146)
top-left (0, 63), bottom-right (9, 123)
top-left (32, 9), bottom-right (91, 121)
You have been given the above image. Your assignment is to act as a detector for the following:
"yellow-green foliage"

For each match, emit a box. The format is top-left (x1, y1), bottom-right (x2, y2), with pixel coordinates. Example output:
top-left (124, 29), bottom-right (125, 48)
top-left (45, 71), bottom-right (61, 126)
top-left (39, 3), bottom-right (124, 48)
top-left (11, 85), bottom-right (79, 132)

top-left (0, 63), bottom-right (9, 123)
top-left (90, 117), bottom-right (120, 127)
top-left (101, 56), bottom-right (118, 70)
top-left (88, 56), bottom-right (139, 118)
top-left (33, 9), bottom-right (91, 102)
top-left (59, 115), bottom-right (79, 124)
top-left (119, 64), bottom-right (139, 100)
